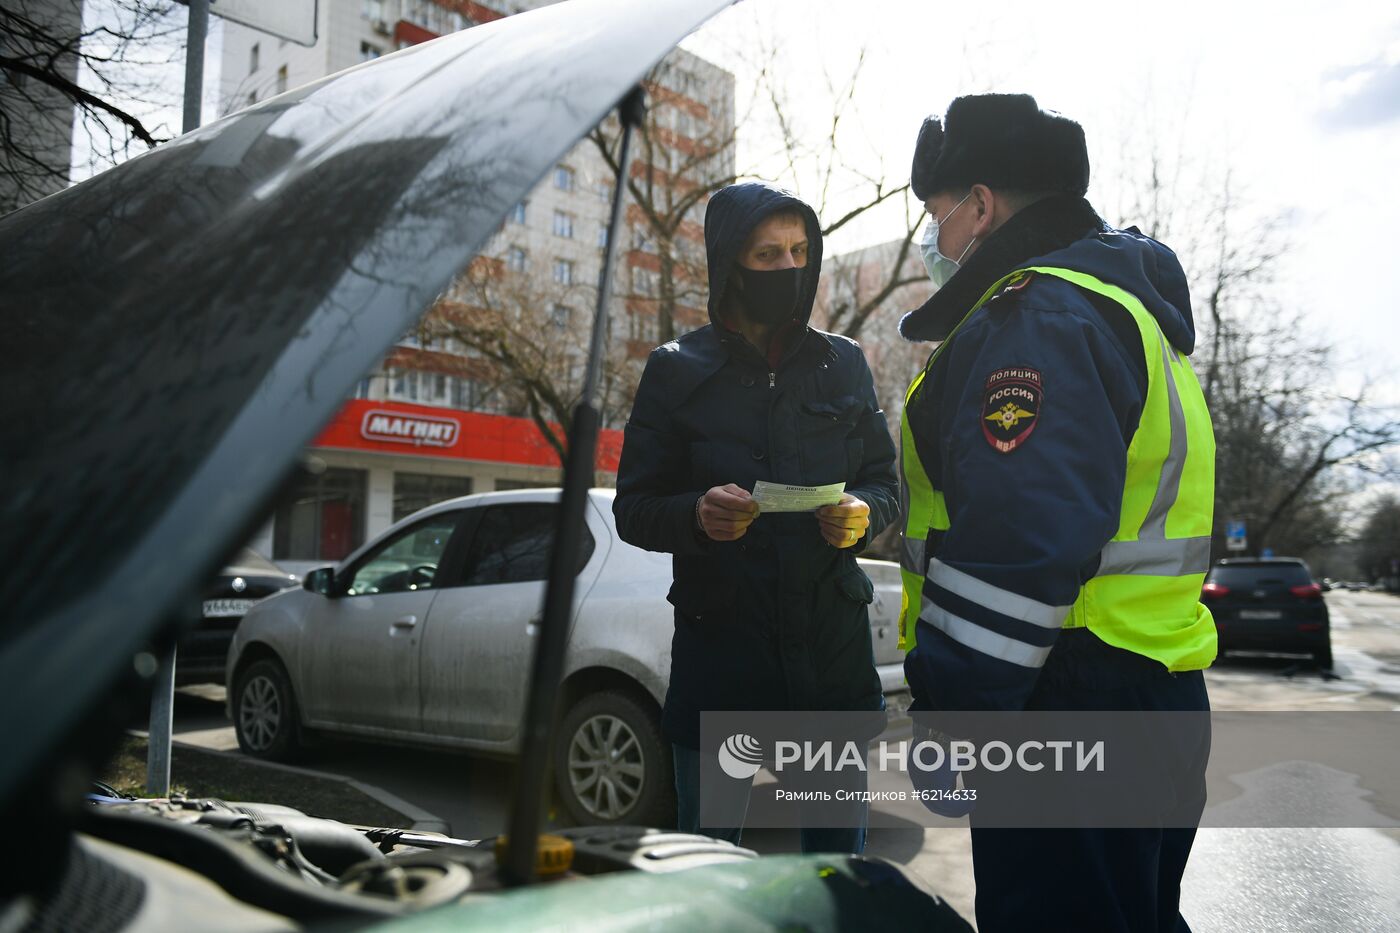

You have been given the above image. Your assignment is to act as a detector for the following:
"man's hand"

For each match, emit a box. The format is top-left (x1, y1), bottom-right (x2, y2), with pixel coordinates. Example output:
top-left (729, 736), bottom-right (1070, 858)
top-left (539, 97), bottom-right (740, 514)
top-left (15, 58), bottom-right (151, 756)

top-left (698, 484), bottom-right (759, 541)
top-left (817, 493), bottom-right (871, 548)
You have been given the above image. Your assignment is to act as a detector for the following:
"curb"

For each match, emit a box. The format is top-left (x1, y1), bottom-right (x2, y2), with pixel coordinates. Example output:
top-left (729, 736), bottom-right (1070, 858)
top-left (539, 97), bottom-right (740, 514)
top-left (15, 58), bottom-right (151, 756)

top-left (131, 730), bottom-right (452, 835)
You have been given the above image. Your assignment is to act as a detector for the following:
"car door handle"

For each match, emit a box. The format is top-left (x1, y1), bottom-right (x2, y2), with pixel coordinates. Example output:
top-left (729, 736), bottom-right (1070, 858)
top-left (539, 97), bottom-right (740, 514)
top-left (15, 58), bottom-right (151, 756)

top-left (526, 615), bottom-right (542, 637)
top-left (392, 615), bottom-right (418, 630)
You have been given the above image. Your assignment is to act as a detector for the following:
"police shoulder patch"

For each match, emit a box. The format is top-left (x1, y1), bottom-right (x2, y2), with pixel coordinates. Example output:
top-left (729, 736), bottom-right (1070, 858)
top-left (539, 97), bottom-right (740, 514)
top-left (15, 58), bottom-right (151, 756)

top-left (981, 367), bottom-right (1042, 453)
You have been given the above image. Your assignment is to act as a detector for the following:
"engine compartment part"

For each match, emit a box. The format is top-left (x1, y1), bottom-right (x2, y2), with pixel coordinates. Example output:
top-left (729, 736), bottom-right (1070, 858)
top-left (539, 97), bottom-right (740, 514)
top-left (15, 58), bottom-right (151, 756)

top-left (15, 835), bottom-right (297, 933)
top-left (78, 801), bottom-right (403, 924)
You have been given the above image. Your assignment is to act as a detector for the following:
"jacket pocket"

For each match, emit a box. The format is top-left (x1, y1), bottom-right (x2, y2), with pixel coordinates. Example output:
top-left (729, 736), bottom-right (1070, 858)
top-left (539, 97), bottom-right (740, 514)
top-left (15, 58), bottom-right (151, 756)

top-left (799, 395), bottom-right (863, 485)
top-left (801, 395), bottom-right (863, 424)
top-left (835, 563), bottom-right (875, 605)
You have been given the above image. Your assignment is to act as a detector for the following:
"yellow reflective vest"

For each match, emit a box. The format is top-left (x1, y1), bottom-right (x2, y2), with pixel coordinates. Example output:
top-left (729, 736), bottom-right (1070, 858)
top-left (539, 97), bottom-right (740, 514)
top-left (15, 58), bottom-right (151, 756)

top-left (899, 265), bottom-right (1217, 674)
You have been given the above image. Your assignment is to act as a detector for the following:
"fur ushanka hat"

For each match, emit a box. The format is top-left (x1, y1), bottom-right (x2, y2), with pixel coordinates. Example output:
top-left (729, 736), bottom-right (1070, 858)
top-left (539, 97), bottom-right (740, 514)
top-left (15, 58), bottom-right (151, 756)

top-left (911, 93), bottom-right (1090, 200)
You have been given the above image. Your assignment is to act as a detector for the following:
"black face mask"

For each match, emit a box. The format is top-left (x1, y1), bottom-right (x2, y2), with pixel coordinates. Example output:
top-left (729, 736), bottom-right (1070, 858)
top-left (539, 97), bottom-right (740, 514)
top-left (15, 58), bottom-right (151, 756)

top-left (733, 265), bottom-right (803, 327)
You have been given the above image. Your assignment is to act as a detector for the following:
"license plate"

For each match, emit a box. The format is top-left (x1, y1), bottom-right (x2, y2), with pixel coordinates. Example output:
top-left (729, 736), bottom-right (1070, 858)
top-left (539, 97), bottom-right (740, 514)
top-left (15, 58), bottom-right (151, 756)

top-left (203, 599), bottom-right (254, 618)
top-left (1238, 609), bottom-right (1282, 620)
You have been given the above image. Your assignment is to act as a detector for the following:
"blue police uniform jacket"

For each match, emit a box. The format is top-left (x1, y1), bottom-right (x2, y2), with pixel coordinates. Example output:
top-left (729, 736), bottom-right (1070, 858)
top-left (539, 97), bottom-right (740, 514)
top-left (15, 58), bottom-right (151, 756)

top-left (899, 194), bottom-right (1209, 714)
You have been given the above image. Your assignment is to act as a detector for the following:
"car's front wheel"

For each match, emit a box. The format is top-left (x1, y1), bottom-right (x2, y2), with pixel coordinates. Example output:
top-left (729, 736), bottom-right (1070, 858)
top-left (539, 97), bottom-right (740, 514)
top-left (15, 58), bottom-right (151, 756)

top-left (233, 657), bottom-right (302, 761)
top-left (554, 690), bottom-right (674, 828)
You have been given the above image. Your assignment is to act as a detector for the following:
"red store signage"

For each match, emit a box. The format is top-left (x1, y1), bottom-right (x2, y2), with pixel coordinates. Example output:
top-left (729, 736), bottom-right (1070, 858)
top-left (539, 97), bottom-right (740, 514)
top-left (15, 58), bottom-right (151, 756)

top-left (314, 399), bottom-right (621, 472)
top-left (360, 409), bottom-right (460, 448)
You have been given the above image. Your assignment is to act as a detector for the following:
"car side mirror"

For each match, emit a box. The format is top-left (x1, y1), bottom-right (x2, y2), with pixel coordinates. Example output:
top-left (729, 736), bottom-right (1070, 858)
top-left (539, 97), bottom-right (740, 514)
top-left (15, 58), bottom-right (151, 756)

top-left (304, 567), bottom-right (336, 597)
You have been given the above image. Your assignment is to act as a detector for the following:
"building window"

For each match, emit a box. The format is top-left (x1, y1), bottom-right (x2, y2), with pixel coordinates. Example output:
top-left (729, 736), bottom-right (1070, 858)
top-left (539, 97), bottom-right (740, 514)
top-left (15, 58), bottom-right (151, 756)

top-left (550, 304), bottom-right (571, 328)
top-left (506, 246), bottom-right (527, 272)
top-left (553, 259), bottom-right (574, 286)
top-left (629, 308), bottom-right (657, 343)
top-left (509, 200), bottom-right (527, 224)
top-left (275, 65), bottom-right (288, 95)
top-left (452, 377), bottom-right (477, 409)
top-left (596, 180), bottom-right (613, 202)
top-left (272, 467), bottom-right (367, 561)
top-left (553, 165), bottom-right (575, 192)
top-left (392, 369), bottom-right (420, 401)
top-left (597, 222), bottom-right (609, 249)
top-left (452, 377), bottom-right (494, 411)
top-left (355, 376), bottom-right (374, 399)
top-left (392, 473), bottom-right (473, 524)
top-left (552, 210), bottom-right (573, 238)
top-left (361, 0), bottom-right (385, 19)
top-left (359, 41), bottom-right (382, 62)
top-left (433, 373), bottom-right (448, 399)
top-left (249, 42), bottom-right (260, 73)
top-left (631, 266), bottom-right (658, 297)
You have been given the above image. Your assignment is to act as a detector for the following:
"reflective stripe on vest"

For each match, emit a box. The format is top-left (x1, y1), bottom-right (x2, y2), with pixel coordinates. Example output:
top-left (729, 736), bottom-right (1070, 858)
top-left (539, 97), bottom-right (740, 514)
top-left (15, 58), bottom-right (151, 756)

top-left (898, 266), bottom-right (1218, 672)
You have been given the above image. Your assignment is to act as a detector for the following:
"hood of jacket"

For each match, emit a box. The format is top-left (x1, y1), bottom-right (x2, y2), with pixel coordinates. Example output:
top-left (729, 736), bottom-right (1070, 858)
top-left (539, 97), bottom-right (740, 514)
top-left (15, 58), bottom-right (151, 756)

top-left (704, 181), bottom-right (824, 332)
top-left (899, 194), bottom-right (1197, 355)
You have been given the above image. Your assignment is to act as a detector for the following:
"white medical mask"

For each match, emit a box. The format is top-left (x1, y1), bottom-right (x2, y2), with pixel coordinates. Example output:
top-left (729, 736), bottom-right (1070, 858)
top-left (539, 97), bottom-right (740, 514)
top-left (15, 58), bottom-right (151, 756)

top-left (920, 193), bottom-right (976, 290)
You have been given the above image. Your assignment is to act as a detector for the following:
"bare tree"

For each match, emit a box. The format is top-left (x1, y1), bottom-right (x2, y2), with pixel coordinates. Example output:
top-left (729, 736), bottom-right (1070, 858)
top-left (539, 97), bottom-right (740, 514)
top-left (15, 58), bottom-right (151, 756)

top-left (1112, 122), bottom-right (1400, 559)
top-left (1356, 494), bottom-right (1400, 587)
top-left (1, 0), bottom-right (182, 214)
top-left (427, 256), bottom-right (640, 468)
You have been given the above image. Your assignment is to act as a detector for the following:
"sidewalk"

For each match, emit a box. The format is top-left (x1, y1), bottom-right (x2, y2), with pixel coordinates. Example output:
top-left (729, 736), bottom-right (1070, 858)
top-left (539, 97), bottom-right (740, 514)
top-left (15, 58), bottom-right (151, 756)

top-left (128, 730), bottom-right (451, 834)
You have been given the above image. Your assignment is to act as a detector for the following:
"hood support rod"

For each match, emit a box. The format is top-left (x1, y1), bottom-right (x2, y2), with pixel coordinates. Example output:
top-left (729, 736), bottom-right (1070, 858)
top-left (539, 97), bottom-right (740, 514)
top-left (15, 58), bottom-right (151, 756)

top-left (502, 85), bottom-right (647, 887)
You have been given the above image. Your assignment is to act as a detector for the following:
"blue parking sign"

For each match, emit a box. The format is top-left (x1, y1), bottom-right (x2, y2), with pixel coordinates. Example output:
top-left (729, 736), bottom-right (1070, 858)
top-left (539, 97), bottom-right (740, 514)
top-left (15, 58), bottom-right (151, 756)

top-left (1226, 519), bottom-right (1247, 551)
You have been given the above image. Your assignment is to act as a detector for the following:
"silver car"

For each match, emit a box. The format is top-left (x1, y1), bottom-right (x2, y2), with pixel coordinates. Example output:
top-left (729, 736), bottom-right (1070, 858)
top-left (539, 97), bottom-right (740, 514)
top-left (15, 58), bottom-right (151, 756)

top-left (228, 487), bottom-right (907, 827)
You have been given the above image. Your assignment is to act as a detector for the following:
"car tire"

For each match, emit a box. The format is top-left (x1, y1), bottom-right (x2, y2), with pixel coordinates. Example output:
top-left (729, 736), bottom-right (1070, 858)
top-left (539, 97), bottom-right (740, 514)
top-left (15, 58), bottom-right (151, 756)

top-left (233, 658), bottom-right (302, 761)
top-left (554, 690), bottom-right (675, 828)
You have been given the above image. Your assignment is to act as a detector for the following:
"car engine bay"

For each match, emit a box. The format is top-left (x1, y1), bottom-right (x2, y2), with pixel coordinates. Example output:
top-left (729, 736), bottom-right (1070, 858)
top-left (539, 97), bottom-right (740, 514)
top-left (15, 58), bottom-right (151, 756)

top-left (9, 792), bottom-right (763, 931)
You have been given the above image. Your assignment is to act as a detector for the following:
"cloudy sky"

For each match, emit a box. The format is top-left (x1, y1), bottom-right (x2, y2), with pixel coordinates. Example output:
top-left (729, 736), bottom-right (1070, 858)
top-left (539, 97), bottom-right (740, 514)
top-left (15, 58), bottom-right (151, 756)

top-left (685, 0), bottom-right (1400, 388)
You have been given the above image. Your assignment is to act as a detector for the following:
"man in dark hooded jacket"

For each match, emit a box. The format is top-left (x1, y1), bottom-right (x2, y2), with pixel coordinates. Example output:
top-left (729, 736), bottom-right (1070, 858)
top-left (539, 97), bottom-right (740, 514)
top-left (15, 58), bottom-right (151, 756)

top-left (613, 181), bottom-right (899, 853)
top-left (897, 94), bottom-right (1215, 932)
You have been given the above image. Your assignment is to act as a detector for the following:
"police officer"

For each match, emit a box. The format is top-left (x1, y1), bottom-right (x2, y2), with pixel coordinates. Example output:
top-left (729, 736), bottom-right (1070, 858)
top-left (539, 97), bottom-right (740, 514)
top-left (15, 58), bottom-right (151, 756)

top-left (898, 94), bottom-right (1216, 931)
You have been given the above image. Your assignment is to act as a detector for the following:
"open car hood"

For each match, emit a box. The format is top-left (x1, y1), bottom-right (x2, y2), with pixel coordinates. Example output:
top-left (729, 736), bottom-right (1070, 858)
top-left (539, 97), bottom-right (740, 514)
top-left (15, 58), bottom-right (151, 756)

top-left (0, 0), bottom-right (733, 799)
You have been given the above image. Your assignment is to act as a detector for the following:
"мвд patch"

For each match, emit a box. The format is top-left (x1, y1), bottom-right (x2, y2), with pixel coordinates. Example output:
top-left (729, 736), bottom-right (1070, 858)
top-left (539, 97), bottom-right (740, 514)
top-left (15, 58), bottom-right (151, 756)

top-left (981, 367), bottom-right (1042, 453)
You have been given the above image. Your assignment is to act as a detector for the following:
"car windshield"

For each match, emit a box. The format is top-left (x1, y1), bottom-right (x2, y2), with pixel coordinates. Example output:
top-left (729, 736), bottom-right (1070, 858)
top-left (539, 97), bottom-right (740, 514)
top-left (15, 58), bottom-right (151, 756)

top-left (1208, 563), bottom-right (1313, 588)
top-left (226, 548), bottom-right (286, 576)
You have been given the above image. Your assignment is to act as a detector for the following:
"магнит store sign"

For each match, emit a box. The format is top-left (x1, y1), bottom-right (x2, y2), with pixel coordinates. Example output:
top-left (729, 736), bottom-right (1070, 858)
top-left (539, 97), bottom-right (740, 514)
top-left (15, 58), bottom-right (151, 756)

top-left (315, 399), bottom-right (621, 469)
top-left (360, 409), bottom-right (460, 448)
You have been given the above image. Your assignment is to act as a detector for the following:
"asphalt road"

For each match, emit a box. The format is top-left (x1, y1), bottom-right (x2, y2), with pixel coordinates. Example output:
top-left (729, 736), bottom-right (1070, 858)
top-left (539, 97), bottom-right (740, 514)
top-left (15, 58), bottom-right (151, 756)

top-left (171, 589), bottom-right (1400, 930)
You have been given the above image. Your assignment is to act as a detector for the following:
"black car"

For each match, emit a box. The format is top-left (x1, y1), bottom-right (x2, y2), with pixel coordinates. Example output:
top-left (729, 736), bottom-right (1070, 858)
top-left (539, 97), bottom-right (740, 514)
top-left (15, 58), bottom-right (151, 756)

top-left (178, 548), bottom-right (298, 686)
top-left (1201, 558), bottom-right (1331, 668)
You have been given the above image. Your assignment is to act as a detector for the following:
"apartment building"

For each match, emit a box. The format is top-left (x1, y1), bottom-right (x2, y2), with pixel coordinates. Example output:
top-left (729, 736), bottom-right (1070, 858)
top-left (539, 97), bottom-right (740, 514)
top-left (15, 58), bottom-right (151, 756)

top-left (0, 0), bottom-right (81, 213)
top-left (815, 236), bottom-right (931, 428)
top-left (219, 1), bottom-right (735, 567)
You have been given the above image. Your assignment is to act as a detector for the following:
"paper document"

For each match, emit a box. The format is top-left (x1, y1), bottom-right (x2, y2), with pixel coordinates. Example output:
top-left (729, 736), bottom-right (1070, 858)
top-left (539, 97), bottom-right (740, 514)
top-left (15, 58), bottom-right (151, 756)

top-left (751, 481), bottom-right (845, 513)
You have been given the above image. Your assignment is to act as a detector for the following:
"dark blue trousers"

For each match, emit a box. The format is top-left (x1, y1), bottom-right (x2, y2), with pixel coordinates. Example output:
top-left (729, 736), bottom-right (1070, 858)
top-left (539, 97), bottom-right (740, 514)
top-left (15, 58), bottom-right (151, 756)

top-left (970, 630), bottom-right (1209, 933)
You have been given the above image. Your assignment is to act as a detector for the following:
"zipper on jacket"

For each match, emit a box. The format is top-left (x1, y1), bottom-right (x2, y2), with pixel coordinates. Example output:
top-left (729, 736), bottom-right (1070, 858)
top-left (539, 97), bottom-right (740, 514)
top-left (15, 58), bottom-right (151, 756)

top-left (768, 371), bottom-right (775, 389)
